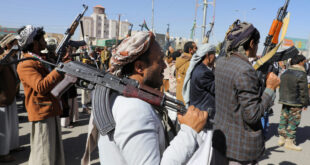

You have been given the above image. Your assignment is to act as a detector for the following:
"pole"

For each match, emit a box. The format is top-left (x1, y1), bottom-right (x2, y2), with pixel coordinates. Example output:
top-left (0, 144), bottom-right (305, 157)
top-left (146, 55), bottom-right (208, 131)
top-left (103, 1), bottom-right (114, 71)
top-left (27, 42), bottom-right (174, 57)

top-left (202, 0), bottom-right (208, 42)
top-left (190, 0), bottom-right (199, 40)
top-left (116, 14), bottom-right (121, 46)
top-left (152, 0), bottom-right (154, 32)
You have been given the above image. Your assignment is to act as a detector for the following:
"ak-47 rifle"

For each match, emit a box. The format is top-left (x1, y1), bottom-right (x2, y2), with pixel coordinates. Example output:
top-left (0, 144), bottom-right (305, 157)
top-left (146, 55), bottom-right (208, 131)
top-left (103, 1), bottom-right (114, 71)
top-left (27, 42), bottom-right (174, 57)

top-left (126, 24), bottom-right (133, 37)
top-left (203, 22), bottom-right (214, 44)
top-left (256, 0), bottom-right (290, 75)
top-left (56, 4), bottom-right (88, 64)
top-left (203, 0), bottom-right (216, 44)
top-left (50, 61), bottom-right (185, 113)
top-left (164, 24), bottom-right (171, 56)
top-left (262, 0), bottom-right (289, 57)
top-left (139, 20), bottom-right (150, 31)
top-left (50, 61), bottom-right (186, 135)
top-left (255, 0), bottom-right (290, 136)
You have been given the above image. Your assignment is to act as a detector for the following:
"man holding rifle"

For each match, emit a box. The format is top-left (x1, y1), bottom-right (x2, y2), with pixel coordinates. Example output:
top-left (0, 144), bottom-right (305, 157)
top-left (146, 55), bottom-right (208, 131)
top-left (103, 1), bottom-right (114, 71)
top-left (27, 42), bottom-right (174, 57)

top-left (0, 34), bottom-right (20, 163)
top-left (16, 25), bottom-right (66, 165)
top-left (97, 31), bottom-right (208, 164)
top-left (213, 21), bottom-right (280, 164)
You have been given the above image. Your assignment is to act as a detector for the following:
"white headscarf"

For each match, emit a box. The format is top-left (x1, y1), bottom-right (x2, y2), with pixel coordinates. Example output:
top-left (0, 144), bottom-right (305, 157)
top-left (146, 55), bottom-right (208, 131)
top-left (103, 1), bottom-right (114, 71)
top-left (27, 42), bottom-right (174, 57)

top-left (182, 43), bottom-right (216, 107)
top-left (16, 25), bottom-right (38, 48)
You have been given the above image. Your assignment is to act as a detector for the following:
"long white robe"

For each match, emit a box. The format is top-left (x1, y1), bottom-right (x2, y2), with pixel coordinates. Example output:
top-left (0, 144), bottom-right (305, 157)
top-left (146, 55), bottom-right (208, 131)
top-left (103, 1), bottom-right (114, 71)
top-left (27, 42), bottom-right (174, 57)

top-left (0, 99), bottom-right (19, 155)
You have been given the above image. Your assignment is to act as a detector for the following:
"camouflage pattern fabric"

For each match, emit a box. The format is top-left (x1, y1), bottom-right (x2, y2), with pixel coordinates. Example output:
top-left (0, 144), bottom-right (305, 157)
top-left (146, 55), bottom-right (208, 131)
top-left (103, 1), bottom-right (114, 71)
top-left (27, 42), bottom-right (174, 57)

top-left (278, 105), bottom-right (302, 139)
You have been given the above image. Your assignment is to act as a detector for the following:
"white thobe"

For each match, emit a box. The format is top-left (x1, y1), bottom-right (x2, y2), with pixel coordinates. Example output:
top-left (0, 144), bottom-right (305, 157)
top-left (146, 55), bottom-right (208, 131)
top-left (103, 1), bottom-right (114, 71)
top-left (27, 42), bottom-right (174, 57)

top-left (97, 96), bottom-right (200, 165)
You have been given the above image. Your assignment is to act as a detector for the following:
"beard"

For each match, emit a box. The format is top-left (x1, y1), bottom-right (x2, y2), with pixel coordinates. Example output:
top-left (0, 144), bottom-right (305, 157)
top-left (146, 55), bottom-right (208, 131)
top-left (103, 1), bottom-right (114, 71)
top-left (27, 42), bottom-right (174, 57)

top-left (143, 70), bottom-right (163, 89)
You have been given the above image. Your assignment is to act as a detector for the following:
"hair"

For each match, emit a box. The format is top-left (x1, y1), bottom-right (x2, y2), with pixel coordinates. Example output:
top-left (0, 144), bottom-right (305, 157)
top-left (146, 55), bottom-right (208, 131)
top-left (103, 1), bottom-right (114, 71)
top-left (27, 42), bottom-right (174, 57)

top-left (291, 54), bottom-right (306, 65)
top-left (18, 26), bottom-right (46, 53)
top-left (120, 47), bottom-right (151, 76)
top-left (171, 51), bottom-right (181, 60)
top-left (183, 41), bottom-right (195, 53)
top-left (243, 28), bottom-right (260, 50)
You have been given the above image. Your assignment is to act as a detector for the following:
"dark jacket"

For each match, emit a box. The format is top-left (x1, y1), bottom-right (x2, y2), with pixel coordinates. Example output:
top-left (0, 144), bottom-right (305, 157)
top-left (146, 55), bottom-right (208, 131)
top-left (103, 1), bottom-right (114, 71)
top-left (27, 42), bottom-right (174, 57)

top-left (189, 62), bottom-right (215, 110)
top-left (214, 53), bottom-right (274, 161)
top-left (279, 65), bottom-right (309, 107)
top-left (0, 64), bottom-right (18, 106)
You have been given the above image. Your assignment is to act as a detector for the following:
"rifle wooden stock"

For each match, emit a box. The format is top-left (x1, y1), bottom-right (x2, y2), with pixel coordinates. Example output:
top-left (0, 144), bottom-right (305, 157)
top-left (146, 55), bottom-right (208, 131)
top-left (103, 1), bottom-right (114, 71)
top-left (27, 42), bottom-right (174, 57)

top-left (51, 74), bottom-right (77, 98)
top-left (123, 84), bottom-right (163, 107)
top-left (268, 20), bottom-right (283, 44)
top-left (262, 0), bottom-right (289, 57)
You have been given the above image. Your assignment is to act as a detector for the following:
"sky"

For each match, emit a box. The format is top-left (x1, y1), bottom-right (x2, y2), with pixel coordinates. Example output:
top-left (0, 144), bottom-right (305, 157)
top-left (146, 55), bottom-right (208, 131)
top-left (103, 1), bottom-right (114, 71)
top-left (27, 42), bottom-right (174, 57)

top-left (0, 0), bottom-right (309, 54)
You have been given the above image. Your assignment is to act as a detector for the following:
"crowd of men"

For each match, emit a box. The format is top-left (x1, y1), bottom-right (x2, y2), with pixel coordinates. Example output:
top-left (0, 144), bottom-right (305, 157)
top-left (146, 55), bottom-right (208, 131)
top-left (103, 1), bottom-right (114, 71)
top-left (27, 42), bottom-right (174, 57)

top-left (0, 19), bottom-right (309, 165)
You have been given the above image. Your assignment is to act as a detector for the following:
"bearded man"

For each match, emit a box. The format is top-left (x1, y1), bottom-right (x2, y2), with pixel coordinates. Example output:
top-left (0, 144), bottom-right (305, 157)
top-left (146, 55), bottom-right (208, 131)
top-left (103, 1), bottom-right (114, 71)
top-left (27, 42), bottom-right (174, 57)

top-left (96, 31), bottom-right (208, 165)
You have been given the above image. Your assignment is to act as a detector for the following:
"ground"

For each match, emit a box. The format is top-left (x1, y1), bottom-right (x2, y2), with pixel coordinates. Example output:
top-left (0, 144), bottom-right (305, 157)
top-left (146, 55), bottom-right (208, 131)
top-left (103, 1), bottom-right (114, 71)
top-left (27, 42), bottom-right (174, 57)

top-left (1, 90), bottom-right (310, 165)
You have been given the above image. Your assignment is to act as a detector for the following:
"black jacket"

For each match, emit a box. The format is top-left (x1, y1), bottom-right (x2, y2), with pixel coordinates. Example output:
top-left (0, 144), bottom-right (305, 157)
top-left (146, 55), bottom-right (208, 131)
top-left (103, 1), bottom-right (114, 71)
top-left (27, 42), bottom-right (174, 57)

top-left (279, 65), bottom-right (309, 107)
top-left (189, 62), bottom-right (215, 110)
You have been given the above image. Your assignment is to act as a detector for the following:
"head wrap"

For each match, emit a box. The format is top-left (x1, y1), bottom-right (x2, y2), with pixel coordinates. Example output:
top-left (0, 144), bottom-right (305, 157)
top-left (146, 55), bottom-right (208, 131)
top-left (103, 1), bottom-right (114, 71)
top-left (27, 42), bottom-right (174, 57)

top-left (41, 37), bottom-right (58, 53)
top-left (223, 20), bottom-right (257, 57)
top-left (16, 25), bottom-right (39, 48)
top-left (109, 31), bottom-right (155, 76)
top-left (182, 43), bottom-right (216, 107)
top-left (0, 33), bottom-right (17, 48)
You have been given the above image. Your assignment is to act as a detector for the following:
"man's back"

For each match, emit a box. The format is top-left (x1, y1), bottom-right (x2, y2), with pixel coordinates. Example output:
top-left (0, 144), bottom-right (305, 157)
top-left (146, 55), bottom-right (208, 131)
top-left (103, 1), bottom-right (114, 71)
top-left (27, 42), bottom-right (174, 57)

top-left (214, 54), bottom-right (273, 161)
top-left (189, 62), bottom-right (215, 110)
top-left (175, 53), bottom-right (192, 103)
top-left (279, 65), bottom-right (308, 107)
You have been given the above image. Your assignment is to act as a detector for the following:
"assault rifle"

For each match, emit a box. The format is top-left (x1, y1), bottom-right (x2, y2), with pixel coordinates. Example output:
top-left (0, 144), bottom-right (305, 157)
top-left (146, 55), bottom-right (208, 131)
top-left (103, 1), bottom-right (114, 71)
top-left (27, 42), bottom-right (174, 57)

top-left (126, 24), bottom-right (133, 37)
top-left (164, 24), bottom-right (171, 56)
top-left (50, 61), bottom-right (186, 135)
top-left (203, 22), bottom-right (214, 44)
top-left (262, 0), bottom-right (289, 57)
top-left (50, 61), bottom-right (186, 114)
top-left (56, 4), bottom-right (88, 64)
top-left (257, 0), bottom-right (290, 75)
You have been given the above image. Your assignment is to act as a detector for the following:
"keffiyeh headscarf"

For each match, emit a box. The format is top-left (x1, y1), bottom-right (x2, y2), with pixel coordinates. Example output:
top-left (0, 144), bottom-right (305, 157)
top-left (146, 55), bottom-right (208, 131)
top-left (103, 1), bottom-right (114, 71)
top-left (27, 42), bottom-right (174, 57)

top-left (182, 43), bottom-right (216, 107)
top-left (109, 31), bottom-right (155, 76)
top-left (0, 33), bottom-right (17, 48)
top-left (224, 20), bottom-right (257, 57)
top-left (16, 25), bottom-right (39, 48)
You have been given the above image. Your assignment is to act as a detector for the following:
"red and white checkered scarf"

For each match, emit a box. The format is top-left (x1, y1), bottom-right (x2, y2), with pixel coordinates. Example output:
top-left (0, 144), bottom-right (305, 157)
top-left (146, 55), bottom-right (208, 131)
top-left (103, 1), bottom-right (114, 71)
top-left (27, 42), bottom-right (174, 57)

top-left (109, 31), bottom-right (154, 76)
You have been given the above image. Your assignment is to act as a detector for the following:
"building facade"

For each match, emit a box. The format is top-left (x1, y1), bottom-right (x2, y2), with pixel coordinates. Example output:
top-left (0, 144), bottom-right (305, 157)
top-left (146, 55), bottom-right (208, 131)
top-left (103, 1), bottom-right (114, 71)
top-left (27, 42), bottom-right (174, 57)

top-left (80, 5), bottom-right (131, 45)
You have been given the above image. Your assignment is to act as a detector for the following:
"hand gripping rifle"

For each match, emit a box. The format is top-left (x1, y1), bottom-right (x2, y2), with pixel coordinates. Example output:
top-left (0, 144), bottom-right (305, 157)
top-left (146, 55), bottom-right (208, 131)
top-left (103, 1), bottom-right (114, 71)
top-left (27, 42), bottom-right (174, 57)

top-left (56, 4), bottom-right (88, 64)
top-left (254, 0), bottom-right (290, 138)
top-left (50, 61), bottom-right (187, 135)
top-left (256, 0), bottom-right (290, 76)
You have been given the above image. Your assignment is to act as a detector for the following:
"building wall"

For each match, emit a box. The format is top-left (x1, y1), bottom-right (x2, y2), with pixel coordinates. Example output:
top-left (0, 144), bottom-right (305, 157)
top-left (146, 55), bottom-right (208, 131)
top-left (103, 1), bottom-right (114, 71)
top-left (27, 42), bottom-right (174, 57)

top-left (81, 17), bottom-right (93, 38)
top-left (109, 20), bottom-right (117, 39)
top-left (119, 21), bottom-right (130, 39)
top-left (80, 6), bottom-right (131, 44)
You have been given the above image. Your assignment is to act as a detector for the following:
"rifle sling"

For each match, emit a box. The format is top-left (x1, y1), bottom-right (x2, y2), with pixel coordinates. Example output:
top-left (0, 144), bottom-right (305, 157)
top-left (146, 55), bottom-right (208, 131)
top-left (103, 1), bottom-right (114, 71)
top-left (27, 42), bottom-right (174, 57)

top-left (253, 42), bottom-right (282, 70)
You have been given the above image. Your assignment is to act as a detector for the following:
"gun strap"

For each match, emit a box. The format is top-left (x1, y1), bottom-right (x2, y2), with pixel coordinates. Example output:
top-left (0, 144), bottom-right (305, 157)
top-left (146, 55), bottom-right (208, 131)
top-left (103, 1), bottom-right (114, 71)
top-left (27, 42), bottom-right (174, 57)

top-left (253, 42), bottom-right (282, 70)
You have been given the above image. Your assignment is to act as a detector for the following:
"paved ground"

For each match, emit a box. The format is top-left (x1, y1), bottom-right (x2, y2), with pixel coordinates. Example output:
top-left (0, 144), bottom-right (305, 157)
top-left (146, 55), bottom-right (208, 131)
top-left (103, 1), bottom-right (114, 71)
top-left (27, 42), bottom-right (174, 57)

top-left (1, 89), bottom-right (100, 165)
top-left (1, 90), bottom-right (310, 165)
top-left (259, 92), bottom-right (310, 165)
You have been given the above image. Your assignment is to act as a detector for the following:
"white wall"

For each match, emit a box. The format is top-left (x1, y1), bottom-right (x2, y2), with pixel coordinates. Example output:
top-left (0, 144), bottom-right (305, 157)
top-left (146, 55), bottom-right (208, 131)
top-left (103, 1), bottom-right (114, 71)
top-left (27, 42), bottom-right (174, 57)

top-left (80, 10), bottom-right (131, 42)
